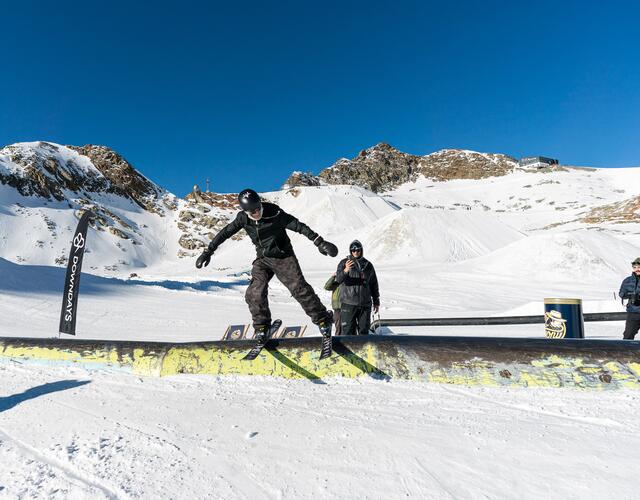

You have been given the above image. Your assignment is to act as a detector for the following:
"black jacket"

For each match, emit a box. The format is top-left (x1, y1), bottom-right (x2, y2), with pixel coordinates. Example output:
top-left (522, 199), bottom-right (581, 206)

top-left (335, 256), bottom-right (380, 307)
top-left (207, 202), bottom-right (319, 258)
top-left (619, 274), bottom-right (640, 313)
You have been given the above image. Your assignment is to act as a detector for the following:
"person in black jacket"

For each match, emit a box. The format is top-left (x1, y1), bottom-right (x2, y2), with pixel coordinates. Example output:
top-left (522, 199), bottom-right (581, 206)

top-left (335, 240), bottom-right (380, 335)
top-left (195, 189), bottom-right (338, 340)
top-left (619, 257), bottom-right (640, 339)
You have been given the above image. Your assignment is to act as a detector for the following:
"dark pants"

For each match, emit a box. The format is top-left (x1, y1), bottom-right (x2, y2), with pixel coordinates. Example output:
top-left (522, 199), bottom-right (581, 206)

top-left (333, 309), bottom-right (342, 336)
top-left (245, 255), bottom-right (329, 329)
top-left (341, 304), bottom-right (371, 335)
top-left (623, 312), bottom-right (640, 339)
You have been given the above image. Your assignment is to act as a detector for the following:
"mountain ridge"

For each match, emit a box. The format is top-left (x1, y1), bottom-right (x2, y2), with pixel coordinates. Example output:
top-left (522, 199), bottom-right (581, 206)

top-left (284, 142), bottom-right (526, 192)
top-left (2, 140), bottom-right (640, 276)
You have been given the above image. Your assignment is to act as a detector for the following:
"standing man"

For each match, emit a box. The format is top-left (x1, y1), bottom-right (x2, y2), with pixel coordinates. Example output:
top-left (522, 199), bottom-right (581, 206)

top-left (195, 189), bottom-right (338, 341)
top-left (335, 240), bottom-right (380, 335)
top-left (619, 257), bottom-right (640, 340)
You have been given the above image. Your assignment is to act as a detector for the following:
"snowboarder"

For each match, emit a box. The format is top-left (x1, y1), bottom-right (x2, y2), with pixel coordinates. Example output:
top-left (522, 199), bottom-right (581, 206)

top-left (335, 240), bottom-right (380, 335)
top-left (195, 189), bottom-right (338, 342)
top-left (619, 257), bottom-right (640, 339)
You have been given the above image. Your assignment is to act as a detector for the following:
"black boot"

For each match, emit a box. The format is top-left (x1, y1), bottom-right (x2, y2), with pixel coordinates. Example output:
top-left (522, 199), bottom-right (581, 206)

top-left (254, 325), bottom-right (270, 343)
top-left (318, 311), bottom-right (333, 337)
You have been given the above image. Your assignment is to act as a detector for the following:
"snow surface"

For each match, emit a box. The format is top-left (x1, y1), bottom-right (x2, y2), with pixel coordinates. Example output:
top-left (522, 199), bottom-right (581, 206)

top-left (2, 364), bottom-right (640, 499)
top-left (3, 145), bottom-right (640, 497)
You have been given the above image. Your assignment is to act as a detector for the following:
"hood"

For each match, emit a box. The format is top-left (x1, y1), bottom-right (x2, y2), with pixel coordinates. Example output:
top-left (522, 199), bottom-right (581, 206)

top-left (348, 239), bottom-right (364, 259)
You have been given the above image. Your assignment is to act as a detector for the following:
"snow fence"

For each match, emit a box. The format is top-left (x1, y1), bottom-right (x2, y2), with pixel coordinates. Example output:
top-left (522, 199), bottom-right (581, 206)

top-left (1, 335), bottom-right (640, 389)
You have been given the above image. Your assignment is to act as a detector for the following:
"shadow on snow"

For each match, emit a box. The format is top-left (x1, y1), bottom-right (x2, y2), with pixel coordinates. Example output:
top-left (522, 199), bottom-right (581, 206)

top-left (0, 257), bottom-right (248, 296)
top-left (0, 379), bottom-right (91, 413)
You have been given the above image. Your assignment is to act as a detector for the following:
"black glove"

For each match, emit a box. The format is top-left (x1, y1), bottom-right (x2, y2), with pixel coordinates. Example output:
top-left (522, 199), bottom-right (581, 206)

top-left (314, 237), bottom-right (338, 257)
top-left (195, 249), bottom-right (213, 269)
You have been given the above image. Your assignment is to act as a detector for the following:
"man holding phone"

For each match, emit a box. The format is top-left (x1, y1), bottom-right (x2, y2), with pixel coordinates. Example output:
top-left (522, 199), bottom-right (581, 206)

top-left (335, 240), bottom-right (380, 335)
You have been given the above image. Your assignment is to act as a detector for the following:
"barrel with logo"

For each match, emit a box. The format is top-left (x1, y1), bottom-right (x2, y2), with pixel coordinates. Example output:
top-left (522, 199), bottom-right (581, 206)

top-left (543, 298), bottom-right (584, 339)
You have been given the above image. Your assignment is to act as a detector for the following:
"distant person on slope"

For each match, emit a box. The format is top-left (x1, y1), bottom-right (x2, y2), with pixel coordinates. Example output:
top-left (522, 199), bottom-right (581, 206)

top-left (324, 272), bottom-right (342, 336)
top-left (618, 257), bottom-right (640, 340)
top-left (335, 240), bottom-right (380, 335)
top-left (195, 188), bottom-right (338, 342)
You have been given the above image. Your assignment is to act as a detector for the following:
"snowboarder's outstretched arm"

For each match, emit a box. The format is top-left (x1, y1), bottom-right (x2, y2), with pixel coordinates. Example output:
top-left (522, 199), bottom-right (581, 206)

top-left (281, 210), bottom-right (319, 241)
top-left (207, 213), bottom-right (245, 253)
top-left (196, 213), bottom-right (245, 268)
top-left (281, 210), bottom-right (338, 257)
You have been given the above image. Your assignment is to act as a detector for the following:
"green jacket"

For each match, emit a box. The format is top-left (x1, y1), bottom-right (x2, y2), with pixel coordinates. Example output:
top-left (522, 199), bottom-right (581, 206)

top-left (324, 275), bottom-right (341, 310)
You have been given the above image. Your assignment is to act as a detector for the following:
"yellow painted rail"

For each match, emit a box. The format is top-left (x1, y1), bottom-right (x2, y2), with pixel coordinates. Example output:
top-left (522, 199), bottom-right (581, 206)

top-left (1, 336), bottom-right (640, 389)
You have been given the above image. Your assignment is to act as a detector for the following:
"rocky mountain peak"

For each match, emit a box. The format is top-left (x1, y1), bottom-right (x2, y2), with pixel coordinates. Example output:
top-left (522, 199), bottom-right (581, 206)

top-left (281, 171), bottom-right (323, 189)
top-left (0, 141), bottom-right (170, 216)
top-left (319, 142), bottom-right (422, 192)
top-left (420, 149), bottom-right (517, 182)
top-left (287, 143), bottom-right (519, 193)
top-left (67, 144), bottom-right (161, 211)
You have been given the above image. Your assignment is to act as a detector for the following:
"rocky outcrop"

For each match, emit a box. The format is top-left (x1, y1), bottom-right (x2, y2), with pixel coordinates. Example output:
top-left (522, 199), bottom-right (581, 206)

top-left (177, 186), bottom-right (240, 251)
top-left (581, 196), bottom-right (640, 224)
top-left (294, 143), bottom-right (519, 193)
top-left (419, 149), bottom-right (517, 182)
top-left (0, 142), bottom-right (104, 200)
top-left (282, 171), bottom-right (322, 189)
top-left (68, 145), bottom-right (162, 212)
top-left (318, 143), bottom-right (421, 192)
top-left (184, 186), bottom-right (239, 211)
top-left (0, 142), bottom-right (168, 215)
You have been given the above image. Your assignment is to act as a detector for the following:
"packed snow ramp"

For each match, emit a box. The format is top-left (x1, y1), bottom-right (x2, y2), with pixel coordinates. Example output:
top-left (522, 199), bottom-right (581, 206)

top-left (1, 336), bottom-right (639, 389)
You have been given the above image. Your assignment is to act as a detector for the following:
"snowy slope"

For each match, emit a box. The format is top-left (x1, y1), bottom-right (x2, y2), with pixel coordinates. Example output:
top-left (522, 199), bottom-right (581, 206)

top-left (2, 364), bottom-right (640, 499)
top-left (0, 142), bottom-right (186, 274)
top-left (2, 142), bottom-right (640, 340)
top-left (360, 208), bottom-right (525, 264)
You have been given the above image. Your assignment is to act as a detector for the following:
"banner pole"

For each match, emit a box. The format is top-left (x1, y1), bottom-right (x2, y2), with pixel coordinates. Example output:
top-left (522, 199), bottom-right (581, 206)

top-left (58, 210), bottom-right (95, 336)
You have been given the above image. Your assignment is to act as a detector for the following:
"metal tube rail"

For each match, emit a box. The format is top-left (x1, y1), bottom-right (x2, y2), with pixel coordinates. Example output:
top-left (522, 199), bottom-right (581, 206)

top-left (370, 311), bottom-right (627, 331)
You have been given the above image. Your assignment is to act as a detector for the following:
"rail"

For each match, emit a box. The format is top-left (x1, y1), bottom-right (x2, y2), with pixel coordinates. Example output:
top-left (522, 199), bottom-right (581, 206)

top-left (370, 311), bottom-right (627, 331)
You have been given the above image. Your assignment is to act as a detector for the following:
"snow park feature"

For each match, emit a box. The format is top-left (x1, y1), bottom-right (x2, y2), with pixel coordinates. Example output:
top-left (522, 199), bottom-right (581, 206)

top-left (3, 141), bottom-right (640, 497)
top-left (2, 335), bottom-right (640, 389)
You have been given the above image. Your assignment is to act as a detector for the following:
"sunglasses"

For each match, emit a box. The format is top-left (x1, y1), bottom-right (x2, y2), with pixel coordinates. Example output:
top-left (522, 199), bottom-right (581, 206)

top-left (350, 248), bottom-right (362, 252)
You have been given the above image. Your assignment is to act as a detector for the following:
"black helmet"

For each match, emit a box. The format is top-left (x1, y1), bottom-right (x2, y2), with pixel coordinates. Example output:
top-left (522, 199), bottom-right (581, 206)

top-left (238, 189), bottom-right (262, 213)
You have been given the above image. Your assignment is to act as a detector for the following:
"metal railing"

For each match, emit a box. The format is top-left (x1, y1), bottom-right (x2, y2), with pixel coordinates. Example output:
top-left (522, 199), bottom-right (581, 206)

top-left (370, 312), bottom-right (627, 331)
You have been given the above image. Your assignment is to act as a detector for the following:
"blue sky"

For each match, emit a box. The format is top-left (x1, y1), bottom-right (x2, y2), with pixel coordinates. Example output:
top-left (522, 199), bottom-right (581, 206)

top-left (1, 1), bottom-right (639, 195)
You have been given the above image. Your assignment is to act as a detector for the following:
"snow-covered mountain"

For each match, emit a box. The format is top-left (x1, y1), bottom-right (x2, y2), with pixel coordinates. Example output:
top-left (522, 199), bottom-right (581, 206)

top-left (3, 139), bottom-right (640, 342)
top-left (0, 142), bottom-right (243, 274)
top-left (2, 140), bottom-right (640, 279)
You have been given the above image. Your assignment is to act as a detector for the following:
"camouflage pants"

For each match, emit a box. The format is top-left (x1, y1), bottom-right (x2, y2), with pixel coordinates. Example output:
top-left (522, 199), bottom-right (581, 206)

top-left (245, 255), bottom-right (329, 329)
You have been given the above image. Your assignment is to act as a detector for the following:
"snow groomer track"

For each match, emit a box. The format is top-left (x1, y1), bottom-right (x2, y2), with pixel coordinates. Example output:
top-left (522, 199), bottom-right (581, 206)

top-left (1, 335), bottom-right (640, 389)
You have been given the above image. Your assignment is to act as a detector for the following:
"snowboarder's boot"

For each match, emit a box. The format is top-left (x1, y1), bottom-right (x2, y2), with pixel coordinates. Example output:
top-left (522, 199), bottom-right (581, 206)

top-left (318, 311), bottom-right (333, 337)
top-left (254, 324), bottom-right (270, 343)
